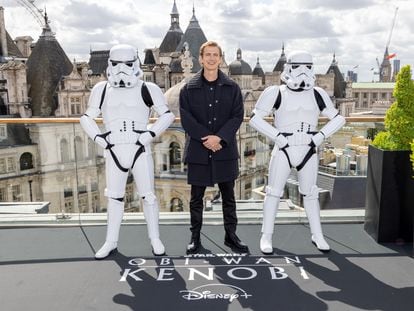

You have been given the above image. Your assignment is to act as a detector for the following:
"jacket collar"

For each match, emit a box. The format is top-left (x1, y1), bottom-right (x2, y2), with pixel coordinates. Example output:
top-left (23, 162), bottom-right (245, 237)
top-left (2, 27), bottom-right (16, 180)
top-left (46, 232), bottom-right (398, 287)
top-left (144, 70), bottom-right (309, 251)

top-left (187, 69), bottom-right (233, 89)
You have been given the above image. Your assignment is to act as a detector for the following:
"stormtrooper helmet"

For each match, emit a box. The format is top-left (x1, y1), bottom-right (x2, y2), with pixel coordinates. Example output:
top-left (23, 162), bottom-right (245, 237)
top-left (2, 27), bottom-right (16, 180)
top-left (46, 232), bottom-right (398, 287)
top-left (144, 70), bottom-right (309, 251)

top-left (107, 44), bottom-right (143, 88)
top-left (281, 50), bottom-right (315, 90)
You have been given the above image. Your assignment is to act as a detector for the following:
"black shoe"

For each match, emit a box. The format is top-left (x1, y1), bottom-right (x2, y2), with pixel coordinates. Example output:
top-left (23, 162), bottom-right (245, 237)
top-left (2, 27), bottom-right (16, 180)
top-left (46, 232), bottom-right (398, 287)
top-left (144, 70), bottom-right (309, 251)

top-left (224, 233), bottom-right (249, 254)
top-left (186, 234), bottom-right (201, 254)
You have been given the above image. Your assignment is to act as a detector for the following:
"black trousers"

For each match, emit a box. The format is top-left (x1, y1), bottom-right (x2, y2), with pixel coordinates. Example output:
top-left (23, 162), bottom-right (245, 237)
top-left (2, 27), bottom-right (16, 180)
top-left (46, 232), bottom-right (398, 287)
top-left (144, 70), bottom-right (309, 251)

top-left (189, 180), bottom-right (237, 236)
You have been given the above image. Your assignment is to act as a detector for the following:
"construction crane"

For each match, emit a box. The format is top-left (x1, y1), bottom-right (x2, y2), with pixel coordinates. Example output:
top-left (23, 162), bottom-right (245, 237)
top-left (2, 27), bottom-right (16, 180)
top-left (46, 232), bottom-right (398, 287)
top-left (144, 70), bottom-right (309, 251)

top-left (377, 7), bottom-right (398, 82)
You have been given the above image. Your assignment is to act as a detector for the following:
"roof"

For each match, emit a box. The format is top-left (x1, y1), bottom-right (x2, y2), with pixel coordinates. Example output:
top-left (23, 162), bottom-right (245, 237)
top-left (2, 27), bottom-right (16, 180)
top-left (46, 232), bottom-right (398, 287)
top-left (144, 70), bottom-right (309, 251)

top-left (0, 31), bottom-right (24, 58)
top-left (159, 1), bottom-right (183, 54)
top-left (252, 57), bottom-right (265, 77)
top-left (26, 29), bottom-right (73, 116)
top-left (0, 223), bottom-right (413, 310)
top-left (273, 45), bottom-right (286, 72)
top-left (352, 82), bottom-right (395, 89)
top-left (175, 8), bottom-right (207, 73)
top-left (143, 49), bottom-right (156, 65)
top-left (326, 54), bottom-right (346, 98)
top-left (88, 50), bottom-right (109, 75)
top-left (229, 48), bottom-right (252, 75)
top-left (159, 28), bottom-right (183, 54)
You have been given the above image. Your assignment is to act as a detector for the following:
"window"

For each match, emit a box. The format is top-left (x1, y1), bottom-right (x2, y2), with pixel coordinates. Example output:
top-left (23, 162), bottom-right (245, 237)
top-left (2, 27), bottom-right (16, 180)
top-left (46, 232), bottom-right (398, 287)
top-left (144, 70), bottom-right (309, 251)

top-left (7, 157), bottom-right (16, 172)
top-left (353, 92), bottom-right (359, 99)
top-left (0, 158), bottom-right (6, 173)
top-left (20, 152), bottom-right (34, 170)
top-left (0, 124), bottom-right (6, 139)
top-left (381, 92), bottom-right (387, 99)
top-left (74, 136), bottom-right (84, 160)
top-left (169, 142), bottom-right (181, 170)
top-left (12, 185), bottom-right (21, 202)
top-left (170, 197), bottom-right (183, 212)
top-left (0, 188), bottom-right (7, 201)
top-left (70, 97), bottom-right (81, 115)
top-left (60, 139), bottom-right (70, 163)
top-left (64, 188), bottom-right (74, 213)
top-left (372, 93), bottom-right (378, 99)
top-left (363, 92), bottom-right (367, 99)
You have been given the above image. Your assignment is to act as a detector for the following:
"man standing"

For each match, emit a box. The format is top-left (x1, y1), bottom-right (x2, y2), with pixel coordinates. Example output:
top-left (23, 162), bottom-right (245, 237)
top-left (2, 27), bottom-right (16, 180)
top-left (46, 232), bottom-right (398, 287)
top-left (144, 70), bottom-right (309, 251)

top-left (179, 41), bottom-right (249, 254)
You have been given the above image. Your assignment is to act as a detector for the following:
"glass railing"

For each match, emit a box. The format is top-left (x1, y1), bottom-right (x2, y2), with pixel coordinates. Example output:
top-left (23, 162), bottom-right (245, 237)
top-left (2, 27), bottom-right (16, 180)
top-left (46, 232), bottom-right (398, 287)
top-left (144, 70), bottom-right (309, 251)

top-left (0, 116), bottom-right (383, 225)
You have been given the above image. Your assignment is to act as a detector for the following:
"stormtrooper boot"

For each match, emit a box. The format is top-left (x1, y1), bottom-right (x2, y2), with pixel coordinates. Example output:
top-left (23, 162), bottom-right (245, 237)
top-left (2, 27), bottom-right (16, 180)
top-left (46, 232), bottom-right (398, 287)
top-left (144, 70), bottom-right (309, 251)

top-left (260, 194), bottom-right (280, 255)
top-left (143, 199), bottom-right (165, 256)
top-left (303, 196), bottom-right (330, 252)
top-left (95, 198), bottom-right (124, 259)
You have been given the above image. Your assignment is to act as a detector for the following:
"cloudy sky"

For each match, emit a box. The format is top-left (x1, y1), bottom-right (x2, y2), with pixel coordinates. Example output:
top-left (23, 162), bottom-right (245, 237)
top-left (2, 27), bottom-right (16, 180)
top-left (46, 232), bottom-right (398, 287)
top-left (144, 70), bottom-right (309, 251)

top-left (2, 0), bottom-right (413, 81)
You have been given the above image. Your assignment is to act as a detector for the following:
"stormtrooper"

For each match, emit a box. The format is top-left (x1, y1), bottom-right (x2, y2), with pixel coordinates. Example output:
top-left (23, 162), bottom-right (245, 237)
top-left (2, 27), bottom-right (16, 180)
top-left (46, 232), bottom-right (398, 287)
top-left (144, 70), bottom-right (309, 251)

top-left (80, 44), bottom-right (174, 259)
top-left (250, 51), bottom-right (345, 254)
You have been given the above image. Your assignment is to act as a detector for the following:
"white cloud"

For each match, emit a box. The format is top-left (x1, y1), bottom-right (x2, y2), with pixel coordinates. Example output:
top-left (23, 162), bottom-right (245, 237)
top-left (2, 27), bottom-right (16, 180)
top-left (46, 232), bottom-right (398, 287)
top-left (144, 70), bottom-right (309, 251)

top-left (2, 0), bottom-right (413, 81)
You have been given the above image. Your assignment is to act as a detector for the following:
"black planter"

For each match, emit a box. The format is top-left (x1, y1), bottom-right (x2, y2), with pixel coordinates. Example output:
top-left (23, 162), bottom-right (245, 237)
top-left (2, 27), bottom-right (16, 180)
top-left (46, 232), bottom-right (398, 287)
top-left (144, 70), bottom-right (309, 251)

top-left (364, 145), bottom-right (414, 243)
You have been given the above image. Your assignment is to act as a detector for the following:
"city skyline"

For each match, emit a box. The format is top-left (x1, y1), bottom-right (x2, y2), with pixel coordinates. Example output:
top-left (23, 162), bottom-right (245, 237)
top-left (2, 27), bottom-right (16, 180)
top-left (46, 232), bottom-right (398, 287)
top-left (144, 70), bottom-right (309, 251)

top-left (3, 0), bottom-right (413, 81)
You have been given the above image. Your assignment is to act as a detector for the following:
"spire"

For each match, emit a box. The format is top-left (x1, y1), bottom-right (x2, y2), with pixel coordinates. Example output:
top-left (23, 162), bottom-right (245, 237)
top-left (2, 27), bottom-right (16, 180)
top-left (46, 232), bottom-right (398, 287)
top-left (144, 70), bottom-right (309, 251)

top-left (331, 52), bottom-right (338, 66)
top-left (41, 7), bottom-right (54, 38)
top-left (170, 0), bottom-right (179, 26)
top-left (190, 3), bottom-right (197, 22)
top-left (237, 48), bottom-right (242, 61)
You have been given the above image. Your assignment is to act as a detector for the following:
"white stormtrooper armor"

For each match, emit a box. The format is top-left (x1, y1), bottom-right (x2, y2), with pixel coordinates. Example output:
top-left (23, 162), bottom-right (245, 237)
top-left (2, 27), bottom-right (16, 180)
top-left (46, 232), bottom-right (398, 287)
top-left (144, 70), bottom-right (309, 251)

top-left (106, 44), bottom-right (142, 88)
top-left (250, 51), bottom-right (345, 254)
top-left (80, 44), bottom-right (175, 259)
top-left (281, 50), bottom-right (315, 91)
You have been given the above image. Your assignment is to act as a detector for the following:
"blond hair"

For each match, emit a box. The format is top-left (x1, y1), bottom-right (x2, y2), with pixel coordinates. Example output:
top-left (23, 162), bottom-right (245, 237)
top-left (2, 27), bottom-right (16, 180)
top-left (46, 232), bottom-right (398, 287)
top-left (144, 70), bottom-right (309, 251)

top-left (199, 41), bottom-right (223, 57)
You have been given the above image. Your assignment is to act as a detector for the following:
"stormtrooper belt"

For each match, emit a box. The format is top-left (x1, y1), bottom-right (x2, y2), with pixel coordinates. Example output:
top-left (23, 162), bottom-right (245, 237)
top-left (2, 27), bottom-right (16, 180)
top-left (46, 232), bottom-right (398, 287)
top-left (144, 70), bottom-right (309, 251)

top-left (97, 131), bottom-right (146, 173)
top-left (279, 132), bottom-right (317, 171)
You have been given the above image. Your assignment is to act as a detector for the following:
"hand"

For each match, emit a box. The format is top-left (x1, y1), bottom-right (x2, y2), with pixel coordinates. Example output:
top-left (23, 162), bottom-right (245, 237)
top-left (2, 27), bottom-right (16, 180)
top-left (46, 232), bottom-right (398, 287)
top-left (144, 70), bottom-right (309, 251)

top-left (138, 131), bottom-right (153, 146)
top-left (202, 135), bottom-right (223, 152)
top-left (95, 136), bottom-right (110, 149)
top-left (275, 133), bottom-right (288, 149)
top-left (311, 132), bottom-right (325, 147)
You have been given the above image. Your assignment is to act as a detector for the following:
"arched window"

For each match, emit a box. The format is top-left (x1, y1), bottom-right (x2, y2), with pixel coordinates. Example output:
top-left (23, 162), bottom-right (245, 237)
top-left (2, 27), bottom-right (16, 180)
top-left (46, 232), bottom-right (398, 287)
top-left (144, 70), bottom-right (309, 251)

top-left (20, 152), bottom-right (34, 170)
top-left (60, 139), bottom-right (70, 163)
top-left (170, 197), bottom-right (183, 212)
top-left (74, 136), bottom-right (84, 160)
top-left (169, 142), bottom-right (181, 170)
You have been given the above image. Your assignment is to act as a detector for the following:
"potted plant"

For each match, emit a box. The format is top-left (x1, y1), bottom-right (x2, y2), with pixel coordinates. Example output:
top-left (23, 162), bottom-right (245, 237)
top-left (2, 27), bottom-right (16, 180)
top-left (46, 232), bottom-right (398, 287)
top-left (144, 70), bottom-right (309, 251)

top-left (364, 65), bottom-right (414, 243)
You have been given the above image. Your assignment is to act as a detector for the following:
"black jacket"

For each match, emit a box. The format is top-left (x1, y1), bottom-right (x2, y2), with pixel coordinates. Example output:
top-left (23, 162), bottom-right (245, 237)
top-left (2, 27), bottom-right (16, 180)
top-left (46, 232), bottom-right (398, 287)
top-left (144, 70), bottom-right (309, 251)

top-left (179, 70), bottom-right (243, 166)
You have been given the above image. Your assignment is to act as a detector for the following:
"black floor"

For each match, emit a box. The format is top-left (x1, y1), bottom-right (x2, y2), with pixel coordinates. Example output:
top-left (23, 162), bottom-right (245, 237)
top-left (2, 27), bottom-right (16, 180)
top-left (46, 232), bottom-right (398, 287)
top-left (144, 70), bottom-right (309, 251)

top-left (0, 223), bottom-right (413, 311)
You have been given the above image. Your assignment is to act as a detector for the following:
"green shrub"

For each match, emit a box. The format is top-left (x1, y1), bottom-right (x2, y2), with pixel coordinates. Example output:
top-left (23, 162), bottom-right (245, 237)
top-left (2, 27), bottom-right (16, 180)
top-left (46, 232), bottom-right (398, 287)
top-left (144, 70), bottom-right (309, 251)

top-left (372, 65), bottom-right (414, 151)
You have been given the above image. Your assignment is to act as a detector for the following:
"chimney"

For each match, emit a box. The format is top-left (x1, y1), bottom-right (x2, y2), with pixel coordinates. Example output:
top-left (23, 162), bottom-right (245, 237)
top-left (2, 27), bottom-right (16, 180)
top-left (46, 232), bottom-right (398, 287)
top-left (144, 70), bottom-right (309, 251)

top-left (0, 7), bottom-right (8, 57)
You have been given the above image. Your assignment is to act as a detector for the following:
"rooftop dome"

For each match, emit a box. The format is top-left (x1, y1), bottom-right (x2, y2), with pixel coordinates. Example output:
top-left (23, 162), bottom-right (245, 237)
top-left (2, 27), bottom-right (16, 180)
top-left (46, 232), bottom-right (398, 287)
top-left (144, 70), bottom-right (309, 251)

top-left (229, 48), bottom-right (252, 75)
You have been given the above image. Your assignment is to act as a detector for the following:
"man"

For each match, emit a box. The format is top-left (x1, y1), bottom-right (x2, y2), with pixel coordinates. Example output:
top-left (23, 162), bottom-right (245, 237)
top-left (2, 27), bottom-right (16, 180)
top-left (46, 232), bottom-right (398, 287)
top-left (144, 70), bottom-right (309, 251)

top-left (179, 41), bottom-right (249, 254)
top-left (250, 50), bottom-right (345, 254)
top-left (80, 44), bottom-right (174, 259)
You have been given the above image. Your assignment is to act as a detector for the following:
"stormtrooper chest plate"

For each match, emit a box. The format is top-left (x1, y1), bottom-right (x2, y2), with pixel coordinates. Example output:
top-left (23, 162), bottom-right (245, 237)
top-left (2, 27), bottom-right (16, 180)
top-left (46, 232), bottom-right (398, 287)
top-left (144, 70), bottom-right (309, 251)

top-left (274, 88), bottom-right (320, 130)
top-left (101, 86), bottom-right (150, 143)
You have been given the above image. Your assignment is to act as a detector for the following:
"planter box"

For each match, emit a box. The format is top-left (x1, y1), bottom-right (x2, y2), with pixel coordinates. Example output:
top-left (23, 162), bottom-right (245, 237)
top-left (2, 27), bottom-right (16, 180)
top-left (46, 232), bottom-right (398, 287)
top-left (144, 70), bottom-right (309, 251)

top-left (364, 145), bottom-right (414, 243)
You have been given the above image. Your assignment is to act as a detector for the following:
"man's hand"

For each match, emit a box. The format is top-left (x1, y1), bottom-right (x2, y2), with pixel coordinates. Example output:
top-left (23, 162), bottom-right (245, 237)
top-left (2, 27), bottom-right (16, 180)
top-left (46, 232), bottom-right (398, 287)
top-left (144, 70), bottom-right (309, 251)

top-left (202, 135), bottom-right (222, 152)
